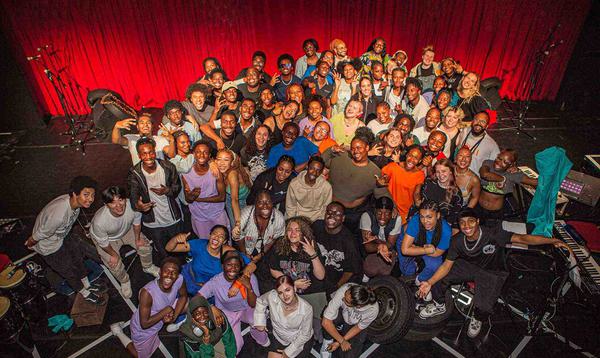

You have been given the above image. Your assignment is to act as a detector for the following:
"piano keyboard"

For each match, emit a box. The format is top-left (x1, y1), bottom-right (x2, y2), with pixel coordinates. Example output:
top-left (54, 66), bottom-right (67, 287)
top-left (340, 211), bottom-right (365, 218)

top-left (518, 166), bottom-right (569, 205)
top-left (554, 220), bottom-right (600, 296)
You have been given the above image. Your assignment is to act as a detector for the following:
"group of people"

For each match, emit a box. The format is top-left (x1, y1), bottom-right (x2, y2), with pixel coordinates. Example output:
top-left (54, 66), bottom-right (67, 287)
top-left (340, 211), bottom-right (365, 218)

top-left (25, 37), bottom-right (571, 357)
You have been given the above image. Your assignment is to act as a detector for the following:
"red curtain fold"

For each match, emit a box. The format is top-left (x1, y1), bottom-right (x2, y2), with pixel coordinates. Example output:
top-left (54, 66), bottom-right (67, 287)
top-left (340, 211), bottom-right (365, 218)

top-left (0, 0), bottom-right (591, 115)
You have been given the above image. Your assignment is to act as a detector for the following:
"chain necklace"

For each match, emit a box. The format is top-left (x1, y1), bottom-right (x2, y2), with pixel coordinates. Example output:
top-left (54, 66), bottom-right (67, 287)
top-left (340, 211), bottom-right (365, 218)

top-left (464, 228), bottom-right (482, 251)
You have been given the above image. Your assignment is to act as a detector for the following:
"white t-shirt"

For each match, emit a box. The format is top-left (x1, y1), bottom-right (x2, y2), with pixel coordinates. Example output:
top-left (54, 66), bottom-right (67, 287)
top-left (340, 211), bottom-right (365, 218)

top-left (367, 120), bottom-right (393, 136)
top-left (142, 165), bottom-right (177, 228)
top-left (412, 126), bottom-right (434, 145)
top-left (455, 130), bottom-right (500, 176)
top-left (402, 95), bottom-right (430, 128)
top-left (125, 134), bottom-right (169, 165)
top-left (237, 206), bottom-right (285, 256)
top-left (385, 87), bottom-right (404, 117)
top-left (90, 201), bottom-right (142, 248)
top-left (32, 194), bottom-right (80, 256)
top-left (323, 283), bottom-right (379, 330)
top-left (359, 212), bottom-right (402, 242)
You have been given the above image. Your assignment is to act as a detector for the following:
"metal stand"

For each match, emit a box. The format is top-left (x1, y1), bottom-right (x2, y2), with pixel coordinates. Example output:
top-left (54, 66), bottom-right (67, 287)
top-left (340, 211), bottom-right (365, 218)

top-left (28, 45), bottom-right (93, 154)
top-left (499, 24), bottom-right (563, 140)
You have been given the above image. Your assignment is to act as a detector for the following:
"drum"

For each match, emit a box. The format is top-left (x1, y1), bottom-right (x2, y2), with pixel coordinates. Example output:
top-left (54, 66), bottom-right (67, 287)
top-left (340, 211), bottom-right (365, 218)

top-left (0, 296), bottom-right (24, 342)
top-left (0, 264), bottom-right (47, 323)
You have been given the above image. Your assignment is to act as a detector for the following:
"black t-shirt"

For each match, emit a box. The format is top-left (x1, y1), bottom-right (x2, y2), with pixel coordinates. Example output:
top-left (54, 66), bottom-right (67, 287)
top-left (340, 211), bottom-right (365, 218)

top-left (236, 68), bottom-right (272, 85)
top-left (267, 243), bottom-right (325, 294)
top-left (447, 225), bottom-right (512, 269)
top-left (444, 73), bottom-right (463, 91)
top-left (457, 95), bottom-right (489, 122)
top-left (312, 221), bottom-right (362, 290)
top-left (304, 76), bottom-right (335, 100)
top-left (420, 179), bottom-right (464, 227)
top-left (237, 83), bottom-right (265, 102)
top-left (246, 168), bottom-right (293, 213)
top-left (207, 129), bottom-right (247, 156)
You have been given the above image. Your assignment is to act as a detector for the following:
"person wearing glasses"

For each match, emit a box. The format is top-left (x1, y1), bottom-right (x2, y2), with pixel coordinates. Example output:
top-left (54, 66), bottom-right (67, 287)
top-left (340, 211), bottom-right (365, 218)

top-left (272, 54), bottom-right (302, 102)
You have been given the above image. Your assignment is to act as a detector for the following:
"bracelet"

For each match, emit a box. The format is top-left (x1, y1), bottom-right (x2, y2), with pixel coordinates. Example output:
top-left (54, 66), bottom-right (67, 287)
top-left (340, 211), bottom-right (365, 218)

top-left (309, 253), bottom-right (318, 260)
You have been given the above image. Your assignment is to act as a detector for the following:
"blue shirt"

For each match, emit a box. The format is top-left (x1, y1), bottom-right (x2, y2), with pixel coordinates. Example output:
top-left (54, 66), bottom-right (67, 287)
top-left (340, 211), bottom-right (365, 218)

top-left (273, 75), bottom-right (302, 102)
top-left (302, 66), bottom-right (334, 84)
top-left (398, 214), bottom-right (451, 253)
top-left (266, 136), bottom-right (318, 169)
top-left (188, 239), bottom-right (250, 284)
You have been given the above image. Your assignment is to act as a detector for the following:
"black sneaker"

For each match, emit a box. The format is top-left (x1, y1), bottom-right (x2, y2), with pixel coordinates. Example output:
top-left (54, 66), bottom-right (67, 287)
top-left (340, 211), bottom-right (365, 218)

top-left (88, 282), bottom-right (107, 294)
top-left (84, 292), bottom-right (106, 305)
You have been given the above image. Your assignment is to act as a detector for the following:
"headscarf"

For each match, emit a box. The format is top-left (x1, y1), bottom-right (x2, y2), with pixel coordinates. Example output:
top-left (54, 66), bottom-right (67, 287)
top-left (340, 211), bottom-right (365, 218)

top-left (179, 296), bottom-right (225, 345)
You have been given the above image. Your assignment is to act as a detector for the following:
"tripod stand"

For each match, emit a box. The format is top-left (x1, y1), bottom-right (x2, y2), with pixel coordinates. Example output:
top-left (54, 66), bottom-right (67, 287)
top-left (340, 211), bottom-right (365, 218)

top-left (499, 24), bottom-right (563, 140)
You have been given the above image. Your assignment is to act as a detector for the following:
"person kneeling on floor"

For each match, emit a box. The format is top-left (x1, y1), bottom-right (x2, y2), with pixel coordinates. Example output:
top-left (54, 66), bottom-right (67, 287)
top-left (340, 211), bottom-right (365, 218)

top-left (111, 257), bottom-right (189, 357)
top-left (417, 208), bottom-right (571, 338)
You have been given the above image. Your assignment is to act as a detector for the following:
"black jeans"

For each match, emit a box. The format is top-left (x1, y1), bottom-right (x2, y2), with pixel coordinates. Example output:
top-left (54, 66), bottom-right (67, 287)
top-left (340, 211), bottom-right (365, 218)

top-left (41, 233), bottom-right (100, 292)
top-left (431, 259), bottom-right (508, 315)
top-left (323, 307), bottom-right (368, 358)
top-left (141, 220), bottom-right (184, 260)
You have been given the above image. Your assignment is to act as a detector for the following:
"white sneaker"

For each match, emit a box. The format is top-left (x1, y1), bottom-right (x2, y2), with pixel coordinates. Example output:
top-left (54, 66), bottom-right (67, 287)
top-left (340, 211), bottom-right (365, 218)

top-left (110, 322), bottom-right (125, 336)
top-left (166, 317), bottom-right (186, 332)
top-left (419, 302), bottom-right (446, 319)
top-left (121, 281), bottom-right (132, 298)
top-left (467, 317), bottom-right (482, 338)
top-left (143, 265), bottom-right (160, 278)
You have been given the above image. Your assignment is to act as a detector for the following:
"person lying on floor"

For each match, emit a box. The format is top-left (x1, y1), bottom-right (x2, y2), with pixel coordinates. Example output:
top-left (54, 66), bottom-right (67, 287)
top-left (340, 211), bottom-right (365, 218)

top-left (417, 208), bottom-right (571, 339)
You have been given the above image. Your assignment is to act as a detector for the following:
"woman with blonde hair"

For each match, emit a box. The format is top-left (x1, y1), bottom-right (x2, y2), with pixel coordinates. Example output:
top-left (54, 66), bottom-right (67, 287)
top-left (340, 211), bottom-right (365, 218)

top-left (438, 106), bottom-right (465, 160)
top-left (216, 149), bottom-right (252, 233)
top-left (456, 72), bottom-right (490, 122)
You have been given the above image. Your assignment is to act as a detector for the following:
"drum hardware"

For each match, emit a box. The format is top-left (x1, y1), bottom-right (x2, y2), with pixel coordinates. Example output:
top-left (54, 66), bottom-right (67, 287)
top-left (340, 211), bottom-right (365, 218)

top-left (0, 262), bottom-right (48, 323)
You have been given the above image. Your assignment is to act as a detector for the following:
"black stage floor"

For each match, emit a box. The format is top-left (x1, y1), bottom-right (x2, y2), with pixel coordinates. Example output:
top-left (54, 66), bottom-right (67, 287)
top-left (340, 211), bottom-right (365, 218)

top-left (0, 102), bottom-right (599, 357)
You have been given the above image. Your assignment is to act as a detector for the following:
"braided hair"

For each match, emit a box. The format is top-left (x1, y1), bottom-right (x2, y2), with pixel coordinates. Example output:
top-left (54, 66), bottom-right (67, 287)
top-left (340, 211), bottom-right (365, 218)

top-left (414, 200), bottom-right (443, 248)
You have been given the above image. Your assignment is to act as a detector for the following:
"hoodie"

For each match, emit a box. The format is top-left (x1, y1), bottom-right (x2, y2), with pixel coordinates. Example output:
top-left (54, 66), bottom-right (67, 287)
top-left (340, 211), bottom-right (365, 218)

top-left (285, 171), bottom-right (333, 222)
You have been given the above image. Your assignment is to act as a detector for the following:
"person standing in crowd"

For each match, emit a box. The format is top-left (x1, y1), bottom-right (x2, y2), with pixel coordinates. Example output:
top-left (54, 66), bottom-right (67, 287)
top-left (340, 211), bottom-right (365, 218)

top-left (110, 258), bottom-right (189, 357)
top-left (286, 156), bottom-right (332, 222)
top-left (215, 149), bottom-right (251, 232)
top-left (206, 68), bottom-right (227, 106)
top-left (368, 127), bottom-right (403, 169)
top-left (241, 125), bottom-right (271, 182)
top-left (182, 141), bottom-right (228, 238)
top-left (330, 38), bottom-right (351, 67)
top-left (204, 111), bottom-right (247, 154)
top-left (330, 100), bottom-right (366, 148)
top-left (208, 82), bottom-right (241, 126)
top-left (272, 53), bottom-right (302, 102)
top-left (415, 159), bottom-right (463, 229)
top-left (321, 284), bottom-right (379, 358)
top-left (267, 122), bottom-right (318, 172)
top-left (247, 155), bottom-right (295, 214)
top-left (256, 86), bottom-right (277, 122)
top-left (311, 121), bottom-right (338, 154)
top-left (351, 77), bottom-right (379, 123)
top-left (456, 72), bottom-right (489, 122)
top-left (371, 61), bottom-right (388, 98)
top-left (112, 113), bottom-right (175, 165)
top-left (182, 83), bottom-right (214, 126)
top-left (383, 68), bottom-right (406, 117)
top-left (160, 100), bottom-right (202, 144)
top-left (322, 135), bottom-right (383, 233)
top-left (298, 98), bottom-right (334, 140)
top-left (393, 114), bottom-right (420, 153)
top-left (360, 196), bottom-right (402, 278)
top-left (264, 100), bottom-right (300, 145)
top-left (441, 57), bottom-right (465, 91)
top-left (359, 37), bottom-right (390, 76)
top-left (90, 186), bottom-right (160, 298)
top-left (303, 60), bottom-right (335, 117)
top-left (198, 57), bottom-right (224, 82)
top-left (237, 51), bottom-right (272, 84)
top-left (412, 108), bottom-right (442, 144)
top-left (454, 147), bottom-right (481, 208)
top-left (331, 61), bottom-right (358, 116)
top-left (25, 176), bottom-right (105, 304)
top-left (377, 145), bottom-right (426, 223)
top-left (237, 68), bottom-right (265, 102)
top-left (409, 45), bottom-right (442, 92)
top-left (295, 39), bottom-right (321, 79)
top-left (454, 111), bottom-right (500, 175)
top-left (402, 78), bottom-right (430, 128)
top-left (170, 131), bottom-right (194, 174)
top-left (129, 137), bottom-right (183, 259)
top-left (367, 102), bottom-right (394, 136)
top-left (254, 275), bottom-right (314, 357)
top-left (438, 107), bottom-right (464, 160)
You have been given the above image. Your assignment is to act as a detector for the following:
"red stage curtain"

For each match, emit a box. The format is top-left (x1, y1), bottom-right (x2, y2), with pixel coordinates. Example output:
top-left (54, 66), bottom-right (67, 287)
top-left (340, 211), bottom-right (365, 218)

top-left (0, 0), bottom-right (591, 115)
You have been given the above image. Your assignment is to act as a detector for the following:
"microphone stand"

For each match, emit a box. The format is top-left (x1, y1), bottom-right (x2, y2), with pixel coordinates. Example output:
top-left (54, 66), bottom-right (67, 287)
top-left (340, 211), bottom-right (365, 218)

top-left (499, 23), bottom-right (562, 140)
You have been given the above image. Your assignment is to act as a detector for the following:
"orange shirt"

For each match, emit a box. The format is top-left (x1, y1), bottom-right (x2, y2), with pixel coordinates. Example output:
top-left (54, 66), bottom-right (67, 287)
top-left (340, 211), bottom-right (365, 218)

top-left (318, 137), bottom-right (337, 154)
top-left (382, 162), bottom-right (426, 223)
